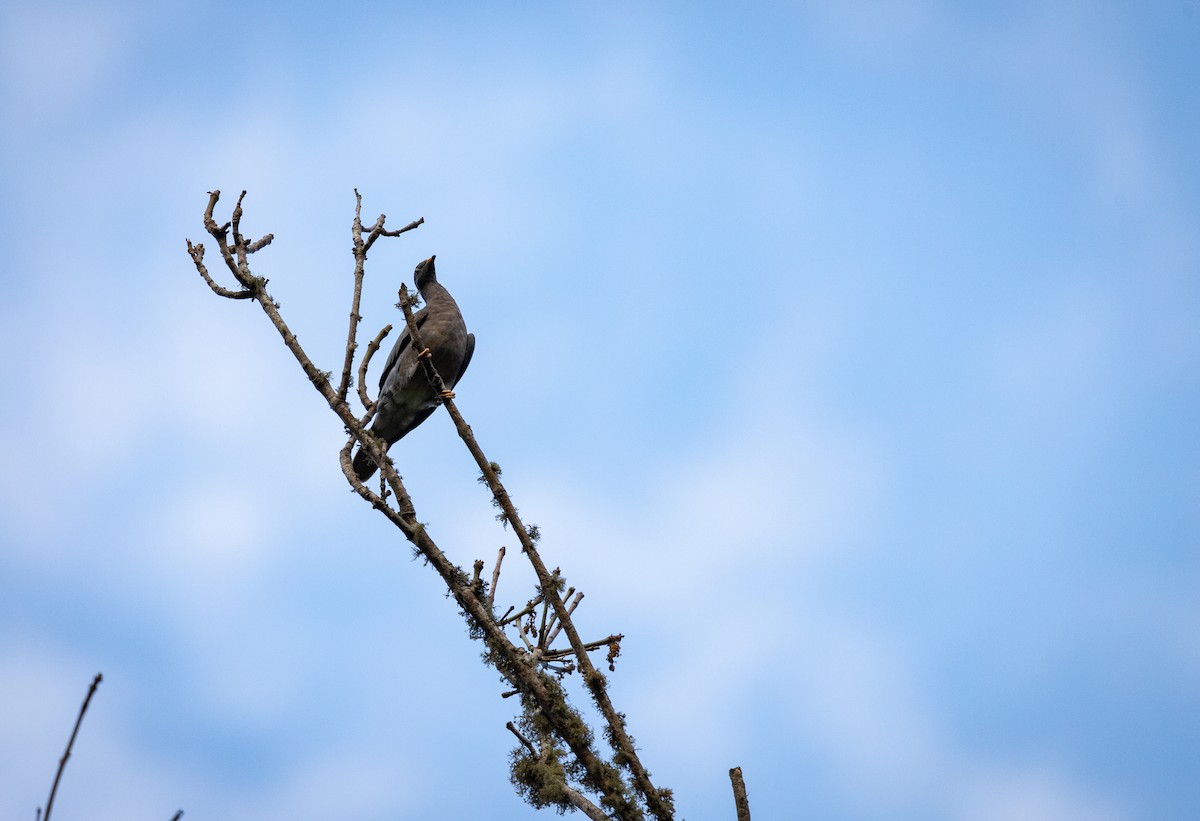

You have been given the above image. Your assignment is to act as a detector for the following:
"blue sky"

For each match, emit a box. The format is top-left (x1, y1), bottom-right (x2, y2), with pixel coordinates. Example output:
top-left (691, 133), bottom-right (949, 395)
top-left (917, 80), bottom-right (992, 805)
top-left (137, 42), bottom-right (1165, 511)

top-left (2, 2), bottom-right (1198, 819)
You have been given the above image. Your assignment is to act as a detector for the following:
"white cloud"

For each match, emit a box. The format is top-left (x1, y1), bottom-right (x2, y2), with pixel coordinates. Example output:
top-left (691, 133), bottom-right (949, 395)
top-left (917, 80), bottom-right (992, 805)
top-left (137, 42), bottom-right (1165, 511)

top-left (238, 746), bottom-right (417, 820)
top-left (144, 480), bottom-right (274, 584)
top-left (787, 615), bottom-right (950, 808)
top-left (957, 762), bottom-right (1128, 821)
top-left (778, 611), bottom-right (1131, 821)
top-left (0, 291), bottom-right (152, 550)
top-left (45, 324), bottom-right (152, 470)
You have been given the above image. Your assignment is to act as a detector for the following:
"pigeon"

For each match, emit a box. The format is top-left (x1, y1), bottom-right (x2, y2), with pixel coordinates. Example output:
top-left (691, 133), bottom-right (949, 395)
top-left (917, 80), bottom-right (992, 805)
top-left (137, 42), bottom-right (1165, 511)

top-left (353, 255), bottom-right (475, 481)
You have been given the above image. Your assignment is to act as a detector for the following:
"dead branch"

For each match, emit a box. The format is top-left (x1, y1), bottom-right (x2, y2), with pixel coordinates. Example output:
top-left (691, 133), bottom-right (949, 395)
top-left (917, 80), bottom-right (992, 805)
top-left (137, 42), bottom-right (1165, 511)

top-left (357, 324), bottom-right (392, 411)
top-left (40, 673), bottom-right (102, 821)
top-left (538, 634), bottom-right (624, 661)
top-left (729, 767), bottom-right (751, 821)
top-left (487, 545), bottom-right (506, 611)
top-left (185, 240), bottom-right (254, 299)
top-left (546, 590), bottom-right (584, 646)
top-left (337, 190), bottom-right (422, 402)
top-left (506, 721), bottom-right (538, 759)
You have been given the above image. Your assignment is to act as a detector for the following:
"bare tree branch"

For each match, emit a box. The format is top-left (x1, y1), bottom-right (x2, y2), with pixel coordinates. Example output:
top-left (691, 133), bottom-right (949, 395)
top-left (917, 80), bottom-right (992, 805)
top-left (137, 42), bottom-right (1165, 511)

top-left (185, 239), bottom-right (254, 300)
top-left (538, 634), bottom-right (624, 663)
top-left (487, 545), bottom-right (506, 611)
top-left (506, 721), bottom-right (538, 759)
top-left (337, 191), bottom-right (421, 401)
top-left (729, 767), bottom-right (751, 821)
top-left (356, 323), bottom-right (392, 411)
top-left (563, 783), bottom-right (612, 821)
top-left (186, 190), bottom-right (686, 820)
top-left (40, 673), bottom-right (102, 821)
top-left (545, 590), bottom-right (583, 646)
top-left (537, 580), bottom-right (553, 648)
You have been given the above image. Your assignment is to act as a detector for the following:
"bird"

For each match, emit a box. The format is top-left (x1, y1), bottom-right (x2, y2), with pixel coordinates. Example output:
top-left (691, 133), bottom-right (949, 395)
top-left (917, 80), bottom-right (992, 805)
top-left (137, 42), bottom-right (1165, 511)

top-left (353, 255), bottom-right (475, 481)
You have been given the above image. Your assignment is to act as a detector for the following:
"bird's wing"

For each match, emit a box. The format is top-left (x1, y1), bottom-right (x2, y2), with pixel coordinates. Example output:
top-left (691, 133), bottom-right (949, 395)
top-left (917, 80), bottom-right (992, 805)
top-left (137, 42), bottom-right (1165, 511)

top-left (377, 307), bottom-right (429, 390)
top-left (392, 404), bottom-right (439, 442)
top-left (453, 333), bottom-right (476, 386)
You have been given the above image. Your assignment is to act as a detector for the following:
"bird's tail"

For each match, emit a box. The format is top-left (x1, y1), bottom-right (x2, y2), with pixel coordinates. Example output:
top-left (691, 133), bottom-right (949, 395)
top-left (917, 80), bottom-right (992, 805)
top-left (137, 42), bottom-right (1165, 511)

top-left (352, 446), bottom-right (379, 482)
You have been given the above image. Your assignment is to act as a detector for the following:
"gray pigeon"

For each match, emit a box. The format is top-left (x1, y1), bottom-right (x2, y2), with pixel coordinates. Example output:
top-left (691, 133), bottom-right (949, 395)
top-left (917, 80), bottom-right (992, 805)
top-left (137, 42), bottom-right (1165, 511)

top-left (353, 255), bottom-right (475, 481)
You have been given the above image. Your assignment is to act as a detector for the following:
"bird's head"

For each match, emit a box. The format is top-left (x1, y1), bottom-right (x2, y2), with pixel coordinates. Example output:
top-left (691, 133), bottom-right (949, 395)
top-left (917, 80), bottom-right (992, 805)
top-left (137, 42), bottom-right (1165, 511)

top-left (413, 255), bottom-right (437, 290)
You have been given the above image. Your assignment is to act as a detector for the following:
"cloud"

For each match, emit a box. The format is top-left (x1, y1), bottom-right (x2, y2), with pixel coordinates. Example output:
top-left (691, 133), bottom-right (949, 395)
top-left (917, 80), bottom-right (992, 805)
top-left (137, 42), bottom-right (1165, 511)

top-left (956, 762), bottom-right (1128, 821)
top-left (777, 611), bottom-right (1131, 821)
top-left (141, 480), bottom-right (275, 587)
top-left (236, 745), bottom-right (417, 820)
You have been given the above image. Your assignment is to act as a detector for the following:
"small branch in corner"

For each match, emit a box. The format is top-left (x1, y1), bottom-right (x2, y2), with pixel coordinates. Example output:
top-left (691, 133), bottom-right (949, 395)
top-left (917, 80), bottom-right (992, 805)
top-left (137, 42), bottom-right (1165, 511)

top-left (40, 673), bottom-right (102, 821)
top-left (729, 766), bottom-right (751, 821)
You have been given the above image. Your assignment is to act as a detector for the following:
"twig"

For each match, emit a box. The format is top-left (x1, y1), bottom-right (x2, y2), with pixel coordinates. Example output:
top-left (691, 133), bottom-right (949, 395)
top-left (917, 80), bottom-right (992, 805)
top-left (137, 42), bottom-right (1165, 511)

top-left (41, 673), bottom-right (102, 821)
top-left (537, 590), bottom-right (552, 648)
top-left (543, 586), bottom-right (574, 644)
top-left (169, 811), bottom-right (184, 821)
top-left (487, 545), bottom-right (506, 611)
top-left (506, 721), bottom-right (538, 759)
top-left (515, 618), bottom-right (537, 653)
top-left (540, 634), bottom-right (624, 662)
top-left (357, 324), bottom-right (392, 410)
top-left (338, 191), bottom-right (423, 402)
top-left (338, 189), bottom-right (370, 400)
top-left (498, 596), bottom-right (542, 627)
top-left (363, 214), bottom-right (423, 255)
top-left (545, 590), bottom-right (583, 646)
top-left (729, 767), bottom-right (751, 821)
top-left (185, 240), bottom-right (254, 300)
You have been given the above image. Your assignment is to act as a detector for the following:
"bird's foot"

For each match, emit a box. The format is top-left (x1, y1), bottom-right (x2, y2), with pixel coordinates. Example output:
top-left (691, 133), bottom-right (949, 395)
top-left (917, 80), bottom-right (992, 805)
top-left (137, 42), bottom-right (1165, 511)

top-left (439, 390), bottom-right (456, 399)
top-left (417, 347), bottom-right (433, 359)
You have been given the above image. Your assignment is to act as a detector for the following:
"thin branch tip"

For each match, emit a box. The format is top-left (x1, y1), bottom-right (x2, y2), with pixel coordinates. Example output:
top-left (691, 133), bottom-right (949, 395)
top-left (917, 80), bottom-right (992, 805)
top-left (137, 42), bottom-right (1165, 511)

top-left (42, 674), bottom-right (103, 821)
